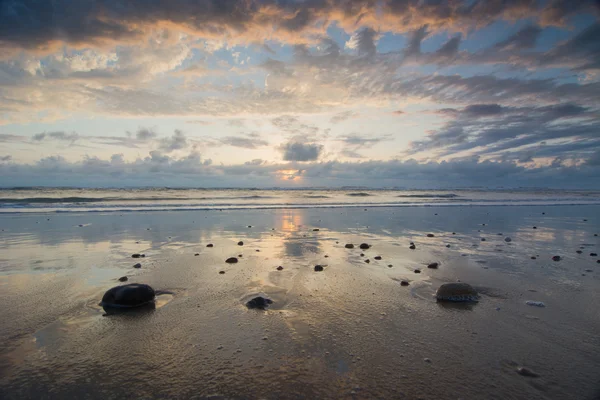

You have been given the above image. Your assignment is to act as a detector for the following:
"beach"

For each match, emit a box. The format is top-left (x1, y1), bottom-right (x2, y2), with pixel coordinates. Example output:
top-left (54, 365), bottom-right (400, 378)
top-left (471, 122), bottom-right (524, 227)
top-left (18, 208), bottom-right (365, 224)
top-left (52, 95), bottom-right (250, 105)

top-left (0, 194), bottom-right (599, 399)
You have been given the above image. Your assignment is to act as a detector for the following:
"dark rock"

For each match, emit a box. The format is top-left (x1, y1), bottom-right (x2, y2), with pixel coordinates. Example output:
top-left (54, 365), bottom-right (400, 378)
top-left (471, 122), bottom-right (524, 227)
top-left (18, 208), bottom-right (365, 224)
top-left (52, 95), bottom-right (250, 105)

top-left (238, 254), bottom-right (243, 257)
top-left (427, 234), bottom-right (435, 237)
top-left (504, 237), bottom-right (512, 242)
top-left (365, 259), bottom-right (370, 263)
top-left (255, 249), bottom-right (260, 252)
top-left (517, 367), bottom-right (540, 378)
top-left (481, 238), bottom-right (486, 241)
top-left (360, 253), bottom-right (365, 257)
top-left (314, 265), bottom-right (324, 271)
top-left (435, 283), bottom-right (479, 302)
top-left (374, 256), bottom-right (382, 260)
top-left (594, 234), bottom-right (598, 237)
top-left (400, 280), bottom-right (409, 286)
top-left (591, 253), bottom-right (598, 257)
top-left (219, 271), bottom-right (225, 274)
top-left (276, 266), bottom-right (283, 271)
top-left (237, 241), bottom-right (244, 246)
top-left (542, 212), bottom-right (545, 215)
top-left (452, 232), bottom-right (456, 235)
top-left (597, 260), bottom-right (600, 264)
top-left (359, 243), bottom-right (370, 250)
top-left (206, 244), bottom-right (214, 247)
top-left (313, 228), bottom-right (320, 231)
top-left (576, 250), bottom-right (582, 254)
top-left (226, 257), bottom-right (238, 264)
top-left (531, 256), bottom-right (536, 260)
top-left (552, 256), bottom-right (561, 261)
top-left (101, 284), bottom-right (155, 308)
top-left (583, 219), bottom-right (588, 222)
top-left (324, 255), bottom-right (329, 258)
top-left (446, 244), bottom-right (451, 248)
top-left (133, 263), bottom-right (142, 268)
top-left (246, 296), bottom-right (273, 310)
top-left (132, 253), bottom-right (142, 258)
top-left (195, 253), bottom-right (200, 256)
top-left (409, 244), bottom-right (416, 250)
top-left (414, 269), bottom-right (421, 273)
top-left (427, 262), bottom-right (439, 269)
top-left (247, 225), bottom-right (252, 228)
top-left (345, 244), bottom-right (354, 249)
top-left (533, 226), bottom-right (537, 229)
top-left (388, 264), bottom-right (393, 268)
top-left (585, 269), bottom-right (593, 272)
top-left (118, 276), bottom-right (128, 282)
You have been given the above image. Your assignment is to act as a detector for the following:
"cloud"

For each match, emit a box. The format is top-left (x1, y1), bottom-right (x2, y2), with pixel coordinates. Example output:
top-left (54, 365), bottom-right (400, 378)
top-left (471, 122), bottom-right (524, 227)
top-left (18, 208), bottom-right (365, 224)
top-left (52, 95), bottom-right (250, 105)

top-left (31, 131), bottom-right (80, 143)
top-left (494, 25), bottom-right (542, 51)
top-left (280, 142), bottom-right (323, 162)
top-left (339, 134), bottom-right (391, 147)
top-left (1, 152), bottom-right (599, 189)
top-left (330, 111), bottom-right (357, 124)
top-left (133, 127), bottom-right (157, 141)
top-left (6, 0), bottom-right (591, 54)
top-left (158, 130), bottom-right (188, 152)
top-left (0, 155), bottom-right (11, 161)
top-left (219, 136), bottom-right (269, 149)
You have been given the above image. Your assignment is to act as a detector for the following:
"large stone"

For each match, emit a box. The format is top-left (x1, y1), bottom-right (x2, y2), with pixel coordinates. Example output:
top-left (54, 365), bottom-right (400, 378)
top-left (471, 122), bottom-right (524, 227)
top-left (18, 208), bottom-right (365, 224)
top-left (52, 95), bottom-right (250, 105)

top-left (359, 243), bottom-right (370, 250)
top-left (435, 283), bottom-right (479, 302)
top-left (226, 257), bottom-right (238, 264)
top-left (101, 283), bottom-right (155, 308)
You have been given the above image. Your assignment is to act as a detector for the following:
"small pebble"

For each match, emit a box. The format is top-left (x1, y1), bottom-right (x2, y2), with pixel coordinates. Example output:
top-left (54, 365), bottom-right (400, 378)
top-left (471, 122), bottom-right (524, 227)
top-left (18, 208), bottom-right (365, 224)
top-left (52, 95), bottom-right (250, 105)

top-left (118, 276), bottom-right (128, 282)
top-left (195, 253), bottom-right (199, 256)
top-left (133, 263), bottom-right (141, 268)
top-left (374, 256), bottom-right (382, 260)
top-left (345, 244), bottom-right (354, 249)
top-left (364, 259), bottom-right (370, 263)
top-left (237, 241), bottom-right (244, 246)
top-left (591, 253), bottom-right (598, 257)
top-left (400, 280), bottom-right (409, 286)
top-left (427, 262), bottom-right (439, 269)
top-left (314, 265), bottom-right (324, 272)
top-left (409, 244), bottom-right (416, 250)
top-left (388, 264), bottom-right (393, 268)
top-left (427, 234), bottom-right (435, 238)
top-left (525, 301), bottom-right (545, 307)
top-left (517, 367), bottom-right (540, 378)
top-left (505, 237), bottom-right (512, 242)
top-left (219, 271), bottom-right (225, 274)
top-left (414, 269), bottom-right (421, 273)
top-left (226, 257), bottom-right (238, 264)
top-left (424, 358), bottom-right (431, 363)
top-left (276, 266), bottom-right (283, 271)
top-left (552, 256), bottom-right (561, 261)
top-left (206, 244), bottom-right (214, 247)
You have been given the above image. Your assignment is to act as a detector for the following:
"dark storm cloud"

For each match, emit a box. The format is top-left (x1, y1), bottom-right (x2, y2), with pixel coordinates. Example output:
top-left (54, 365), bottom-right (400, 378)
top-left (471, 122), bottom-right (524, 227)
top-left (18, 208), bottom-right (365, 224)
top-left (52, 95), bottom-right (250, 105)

top-left (280, 142), bottom-right (323, 162)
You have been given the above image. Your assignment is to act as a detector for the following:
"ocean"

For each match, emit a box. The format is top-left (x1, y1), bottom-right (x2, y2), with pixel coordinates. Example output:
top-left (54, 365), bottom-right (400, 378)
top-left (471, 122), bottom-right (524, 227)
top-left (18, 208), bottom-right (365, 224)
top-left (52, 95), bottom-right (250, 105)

top-left (1, 187), bottom-right (600, 213)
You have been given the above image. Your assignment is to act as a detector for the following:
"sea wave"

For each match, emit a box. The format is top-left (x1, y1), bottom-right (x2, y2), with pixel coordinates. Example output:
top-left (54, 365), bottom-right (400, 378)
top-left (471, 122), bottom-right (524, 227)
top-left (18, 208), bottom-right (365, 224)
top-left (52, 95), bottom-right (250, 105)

top-left (397, 194), bottom-right (459, 198)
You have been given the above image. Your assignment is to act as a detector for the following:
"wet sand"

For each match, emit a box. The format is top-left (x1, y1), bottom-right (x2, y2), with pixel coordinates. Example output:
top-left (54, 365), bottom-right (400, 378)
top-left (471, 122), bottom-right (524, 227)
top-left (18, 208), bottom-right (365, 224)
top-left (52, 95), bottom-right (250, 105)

top-left (0, 206), bottom-right (599, 399)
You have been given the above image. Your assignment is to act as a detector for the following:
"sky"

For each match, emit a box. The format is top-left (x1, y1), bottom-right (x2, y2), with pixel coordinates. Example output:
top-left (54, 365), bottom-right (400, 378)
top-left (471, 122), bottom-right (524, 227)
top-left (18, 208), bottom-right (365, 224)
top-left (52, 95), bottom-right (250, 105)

top-left (1, 0), bottom-right (600, 188)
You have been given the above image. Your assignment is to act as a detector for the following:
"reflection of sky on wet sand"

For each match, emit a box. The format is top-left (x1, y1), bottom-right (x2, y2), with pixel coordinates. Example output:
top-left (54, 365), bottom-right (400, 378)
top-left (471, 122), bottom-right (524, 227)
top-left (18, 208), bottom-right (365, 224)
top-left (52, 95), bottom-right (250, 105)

top-left (0, 206), bottom-right (599, 399)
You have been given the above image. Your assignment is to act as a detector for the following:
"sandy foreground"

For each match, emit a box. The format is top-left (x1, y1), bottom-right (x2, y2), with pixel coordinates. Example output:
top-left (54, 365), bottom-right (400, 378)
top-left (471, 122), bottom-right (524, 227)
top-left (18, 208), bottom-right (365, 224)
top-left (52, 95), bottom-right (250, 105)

top-left (0, 206), bottom-right (599, 399)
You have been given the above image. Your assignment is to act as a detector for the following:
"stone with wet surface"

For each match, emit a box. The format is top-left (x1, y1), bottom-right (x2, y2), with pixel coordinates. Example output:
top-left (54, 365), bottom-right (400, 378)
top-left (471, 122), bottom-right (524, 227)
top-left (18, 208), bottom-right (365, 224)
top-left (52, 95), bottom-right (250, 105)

top-left (435, 283), bottom-right (479, 302)
top-left (226, 257), bottom-right (238, 264)
top-left (101, 283), bottom-right (155, 308)
top-left (246, 296), bottom-right (273, 310)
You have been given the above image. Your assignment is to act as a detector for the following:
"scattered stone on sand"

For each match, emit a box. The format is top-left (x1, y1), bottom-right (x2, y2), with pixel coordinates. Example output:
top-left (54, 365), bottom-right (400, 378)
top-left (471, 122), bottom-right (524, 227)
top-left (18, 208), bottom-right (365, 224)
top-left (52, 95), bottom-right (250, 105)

top-left (591, 253), bottom-right (598, 257)
top-left (531, 256), bottom-right (536, 260)
top-left (206, 244), bottom-right (214, 247)
top-left (542, 212), bottom-right (545, 215)
top-left (219, 271), bottom-right (225, 274)
top-left (314, 265), bottom-right (324, 271)
top-left (400, 280), bottom-right (409, 286)
top-left (324, 255), bottom-right (329, 258)
top-left (132, 253), bottom-right (143, 258)
top-left (597, 260), bottom-right (600, 264)
top-left (118, 276), bottom-right (128, 282)
top-left (576, 250), bottom-right (583, 254)
top-left (505, 237), bottom-right (512, 242)
top-left (276, 266), bottom-right (283, 271)
top-left (427, 234), bottom-right (435, 238)
top-left (238, 254), bottom-right (243, 258)
top-left (409, 244), bottom-right (416, 250)
top-left (246, 296), bottom-right (273, 310)
top-left (226, 257), bottom-right (239, 264)
top-left (247, 225), bottom-right (252, 228)
top-left (313, 228), bottom-right (320, 231)
top-left (424, 358), bottom-right (431, 363)
top-left (374, 256), bottom-right (382, 260)
top-left (359, 243), bottom-right (370, 250)
top-left (452, 232), bottom-right (456, 235)
top-left (427, 262), bottom-right (439, 269)
top-left (526, 300), bottom-right (545, 307)
top-left (517, 367), bottom-right (540, 378)
top-left (78, 224), bottom-right (84, 227)
top-left (583, 219), bottom-right (588, 222)
top-left (414, 269), bottom-right (421, 273)
top-left (345, 244), bottom-right (354, 249)
top-left (133, 263), bottom-right (142, 268)
top-left (594, 233), bottom-right (598, 237)
top-left (446, 244), bottom-right (451, 248)
top-left (237, 241), bottom-right (244, 246)
top-left (365, 259), bottom-right (370, 264)
top-left (255, 249), bottom-right (260, 252)
top-left (533, 226), bottom-right (537, 229)
top-left (585, 269), bottom-right (593, 272)
top-left (435, 283), bottom-right (479, 302)
top-left (481, 238), bottom-right (486, 241)
top-left (388, 265), bottom-right (393, 268)
top-left (195, 253), bottom-right (200, 256)
top-left (101, 283), bottom-right (155, 308)
top-left (360, 253), bottom-right (365, 257)
top-left (552, 256), bottom-right (561, 261)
